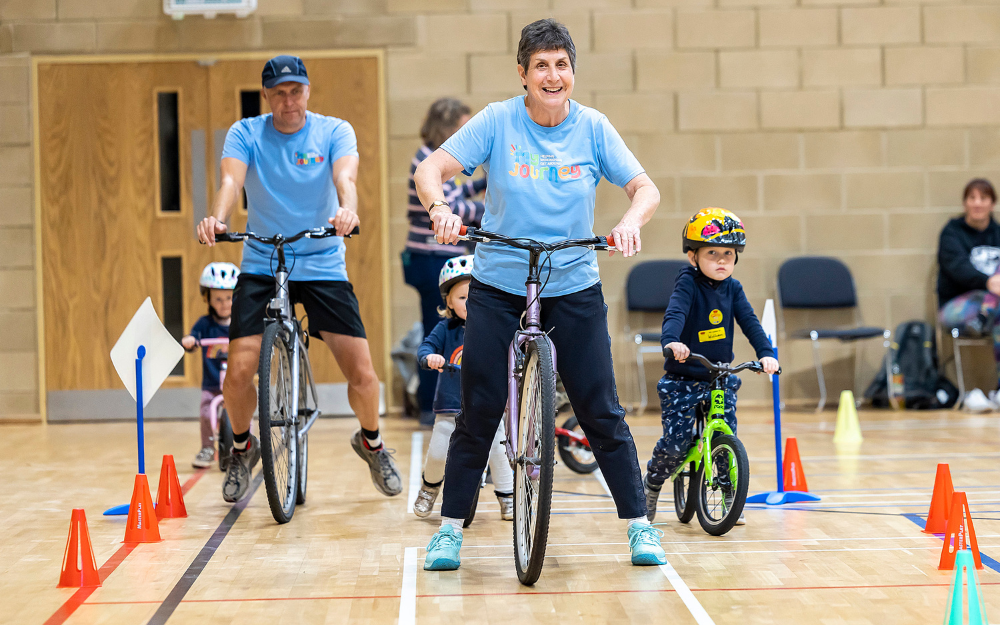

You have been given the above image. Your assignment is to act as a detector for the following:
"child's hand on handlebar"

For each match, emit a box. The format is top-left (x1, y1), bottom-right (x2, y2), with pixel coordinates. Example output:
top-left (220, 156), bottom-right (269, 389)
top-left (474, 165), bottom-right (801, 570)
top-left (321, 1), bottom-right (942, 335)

top-left (665, 342), bottom-right (690, 362)
top-left (181, 335), bottom-right (197, 351)
top-left (759, 357), bottom-right (780, 375)
top-left (425, 354), bottom-right (446, 371)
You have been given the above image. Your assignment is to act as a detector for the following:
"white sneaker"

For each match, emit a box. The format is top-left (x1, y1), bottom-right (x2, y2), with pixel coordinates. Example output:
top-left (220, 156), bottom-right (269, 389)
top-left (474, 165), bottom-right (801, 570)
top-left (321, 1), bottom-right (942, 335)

top-left (964, 388), bottom-right (996, 412)
top-left (497, 493), bottom-right (513, 521)
top-left (735, 512), bottom-right (746, 526)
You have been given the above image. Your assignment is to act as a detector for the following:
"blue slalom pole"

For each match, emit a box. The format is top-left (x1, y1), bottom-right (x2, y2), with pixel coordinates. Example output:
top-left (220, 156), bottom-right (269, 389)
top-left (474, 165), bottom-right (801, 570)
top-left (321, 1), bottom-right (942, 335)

top-left (136, 345), bottom-right (146, 475)
top-left (772, 346), bottom-right (784, 494)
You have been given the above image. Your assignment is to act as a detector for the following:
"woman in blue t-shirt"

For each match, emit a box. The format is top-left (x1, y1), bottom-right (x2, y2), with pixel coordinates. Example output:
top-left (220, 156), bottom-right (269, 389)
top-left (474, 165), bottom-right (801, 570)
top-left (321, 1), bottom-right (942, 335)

top-left (414, 19), bottom-right (664, 572)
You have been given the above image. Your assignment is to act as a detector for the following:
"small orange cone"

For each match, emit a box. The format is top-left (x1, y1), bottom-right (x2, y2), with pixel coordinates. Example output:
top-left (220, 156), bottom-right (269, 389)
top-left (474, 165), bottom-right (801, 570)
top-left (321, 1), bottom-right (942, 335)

top-left (939, 492), bottom-right (982, 571)
top-left (782, 438), bottom-right (810, 492)
top-left (58, 509), bottom-right (101, 588)
top-left (924, 463), bottom-right (955, 534)
top-left (155, 455), bottom-right (187, 519)
top-left (124, 474), bottom-right (161, 543)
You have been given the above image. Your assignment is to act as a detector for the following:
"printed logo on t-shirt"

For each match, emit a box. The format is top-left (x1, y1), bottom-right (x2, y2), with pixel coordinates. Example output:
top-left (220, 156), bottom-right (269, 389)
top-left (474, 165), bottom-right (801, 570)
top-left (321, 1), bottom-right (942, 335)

top-left (449, 346), bottom-right (463, 366)
top-left (698, 328), bottom-right (726, 342)
top-left (508, 144), bottom-right (581, 182)
top-left (709, 309), bottom-right (723, 325)
top-left (294, 151), bottom-right (324, 165)
top-left (970, 245), bottom-right (1000, 275)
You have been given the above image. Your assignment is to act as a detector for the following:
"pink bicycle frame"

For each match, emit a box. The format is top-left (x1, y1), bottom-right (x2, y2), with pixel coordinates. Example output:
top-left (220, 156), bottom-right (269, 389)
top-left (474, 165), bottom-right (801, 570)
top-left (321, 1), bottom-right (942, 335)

top-left (197, 337), bottom-right (229, 432)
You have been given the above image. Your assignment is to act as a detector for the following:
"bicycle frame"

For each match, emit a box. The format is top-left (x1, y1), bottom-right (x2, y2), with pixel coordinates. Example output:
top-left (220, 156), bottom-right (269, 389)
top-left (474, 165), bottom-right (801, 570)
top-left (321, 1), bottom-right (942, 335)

top-left (668, 385), bottom-right (736, 488)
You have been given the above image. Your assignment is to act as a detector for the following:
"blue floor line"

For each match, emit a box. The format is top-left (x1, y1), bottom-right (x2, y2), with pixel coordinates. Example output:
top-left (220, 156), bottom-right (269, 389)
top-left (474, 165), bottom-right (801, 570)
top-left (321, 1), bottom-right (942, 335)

top-left (902, 513), bottom-right (1000, 574)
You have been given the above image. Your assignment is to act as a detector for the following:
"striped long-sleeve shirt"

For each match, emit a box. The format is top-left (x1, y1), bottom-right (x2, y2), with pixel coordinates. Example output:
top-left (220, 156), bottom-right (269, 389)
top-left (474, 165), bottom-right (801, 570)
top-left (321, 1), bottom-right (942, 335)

top-left (406, 144), bottom-right (487, 255)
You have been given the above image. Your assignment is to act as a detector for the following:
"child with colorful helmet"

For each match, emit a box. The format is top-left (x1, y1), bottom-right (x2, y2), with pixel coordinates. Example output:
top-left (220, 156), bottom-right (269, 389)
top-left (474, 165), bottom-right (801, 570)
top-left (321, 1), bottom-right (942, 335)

top-left (643, 208), bottom-right (779, 525)
top-left (413, 255), bottom-right (515, 520)
top-left (182, 262), bottom-right (239, 469)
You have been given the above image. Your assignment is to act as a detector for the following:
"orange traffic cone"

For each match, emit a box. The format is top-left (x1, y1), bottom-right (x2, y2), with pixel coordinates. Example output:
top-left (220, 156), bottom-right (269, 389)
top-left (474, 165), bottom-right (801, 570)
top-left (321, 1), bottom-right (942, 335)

top-left (58, 509), bottom-right (101, 588)
top-left (124, 474), bottom-right (161, 543)
top-left (155, 455), bottom-right (187, 519)
top-left (939, 492), bottom-right (983, 571)
top-left (782, 438), bottom-right (810, 492)
top-left (924, 463), bottom-right (955, 534)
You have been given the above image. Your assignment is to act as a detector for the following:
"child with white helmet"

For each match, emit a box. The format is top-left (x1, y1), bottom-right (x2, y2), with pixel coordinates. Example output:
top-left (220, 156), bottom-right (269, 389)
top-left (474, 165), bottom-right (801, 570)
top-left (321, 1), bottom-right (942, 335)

top-left (414, 255), bottom-right (515, 520)
top-left (182, 262), bottom-right (240, 469)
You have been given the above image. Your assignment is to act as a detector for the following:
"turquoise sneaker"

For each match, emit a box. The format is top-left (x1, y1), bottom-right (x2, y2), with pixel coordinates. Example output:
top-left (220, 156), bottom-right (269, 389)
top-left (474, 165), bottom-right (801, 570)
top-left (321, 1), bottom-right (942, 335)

top-left (628, 524), bottom-right (666, 565)
top-left (423, 525), bottom-right (463, 571)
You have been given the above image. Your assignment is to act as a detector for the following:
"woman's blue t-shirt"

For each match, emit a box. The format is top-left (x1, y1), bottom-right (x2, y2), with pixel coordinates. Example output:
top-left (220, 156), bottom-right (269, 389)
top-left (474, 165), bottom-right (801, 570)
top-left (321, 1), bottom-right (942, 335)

top-left (439, 96), bottom-right (644, 297)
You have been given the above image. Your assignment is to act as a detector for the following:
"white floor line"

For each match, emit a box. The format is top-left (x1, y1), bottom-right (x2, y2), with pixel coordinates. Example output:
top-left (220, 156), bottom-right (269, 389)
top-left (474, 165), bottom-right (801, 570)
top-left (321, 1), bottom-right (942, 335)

top-left (659, 561), bottom-right (716, 625)
top-left (408, 431), bottom-right (424, 514)
top-left (462, 543), bottom-right (994, 560)
top-left (398, 546), bottom-right (418, 625)
top-left (593, 469), bottom-right (613, 498)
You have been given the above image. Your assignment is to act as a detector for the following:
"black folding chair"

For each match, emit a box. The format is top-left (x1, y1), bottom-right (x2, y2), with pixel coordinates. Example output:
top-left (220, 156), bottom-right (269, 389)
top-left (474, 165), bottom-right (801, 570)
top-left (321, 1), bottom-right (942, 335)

top-left (625, 259), bottom-right (688, 414)
top-left (777, 256), bottom-right (893, 411)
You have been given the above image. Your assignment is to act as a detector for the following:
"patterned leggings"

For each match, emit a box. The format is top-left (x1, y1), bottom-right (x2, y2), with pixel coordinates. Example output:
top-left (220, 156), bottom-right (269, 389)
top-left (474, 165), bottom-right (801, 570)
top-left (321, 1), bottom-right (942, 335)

top-left (938, 290), bottom-right (1000, 378)
top-left (646, 373), bottom-right (741, 485)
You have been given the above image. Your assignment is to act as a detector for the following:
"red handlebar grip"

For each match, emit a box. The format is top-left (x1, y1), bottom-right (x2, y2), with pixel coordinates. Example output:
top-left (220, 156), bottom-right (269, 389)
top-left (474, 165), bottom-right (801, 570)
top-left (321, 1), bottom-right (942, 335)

top-left (608, 233), bottom-right (617, 247)
top-left (459, 226), bottom-right (468, 236)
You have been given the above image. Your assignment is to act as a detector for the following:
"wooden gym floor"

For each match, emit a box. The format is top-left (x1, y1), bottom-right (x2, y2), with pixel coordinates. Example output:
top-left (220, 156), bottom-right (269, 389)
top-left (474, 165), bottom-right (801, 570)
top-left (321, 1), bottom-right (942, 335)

top-left (4, 407), bottom-right (999, 624)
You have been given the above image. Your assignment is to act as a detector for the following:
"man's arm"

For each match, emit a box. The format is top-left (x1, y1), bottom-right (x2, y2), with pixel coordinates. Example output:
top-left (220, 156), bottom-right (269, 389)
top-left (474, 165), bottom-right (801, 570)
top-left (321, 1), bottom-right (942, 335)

top-left (197, 157), bottom-right (247, 246)
top-left (329, 154), bottom-right (360, 236)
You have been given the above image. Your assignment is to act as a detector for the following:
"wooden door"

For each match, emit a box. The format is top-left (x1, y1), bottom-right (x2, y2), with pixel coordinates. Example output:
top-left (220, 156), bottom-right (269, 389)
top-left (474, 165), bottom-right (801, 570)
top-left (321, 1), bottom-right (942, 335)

top-left (207, 57), bottom-right (386, 384)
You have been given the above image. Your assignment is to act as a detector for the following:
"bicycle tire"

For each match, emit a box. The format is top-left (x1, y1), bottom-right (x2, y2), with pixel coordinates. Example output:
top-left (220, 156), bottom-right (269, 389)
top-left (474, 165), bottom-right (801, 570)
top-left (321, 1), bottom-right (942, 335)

top-left (296, 348), bottom-right (310, 505)
top-left (695, 434), bottom-right (749, 536)
top-left (258, 322), bottom-right (299, 524)
top-left (673, 461), bottom-right (698, 523)
top-left (513, 338), bottom-right (556, 586)
top-left (217, 407), bottom-right (233, 472)
top-left (556, 415), bottom-right (598, 475)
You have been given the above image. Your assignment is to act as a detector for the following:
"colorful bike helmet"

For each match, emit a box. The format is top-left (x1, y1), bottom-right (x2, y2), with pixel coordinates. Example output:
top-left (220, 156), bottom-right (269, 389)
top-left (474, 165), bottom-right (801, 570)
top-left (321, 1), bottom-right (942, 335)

top-left (438, 255), bottom-right (474, 301)
top-left (199, 262), bottom-right (240, 294)
top-left (682, 207), bottom-right (747, 253)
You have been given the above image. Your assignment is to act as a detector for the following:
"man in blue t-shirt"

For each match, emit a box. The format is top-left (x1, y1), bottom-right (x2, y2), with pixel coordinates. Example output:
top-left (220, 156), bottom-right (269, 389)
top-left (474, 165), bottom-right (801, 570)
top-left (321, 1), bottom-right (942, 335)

top-left (197, 55), bottom-right (401, 504)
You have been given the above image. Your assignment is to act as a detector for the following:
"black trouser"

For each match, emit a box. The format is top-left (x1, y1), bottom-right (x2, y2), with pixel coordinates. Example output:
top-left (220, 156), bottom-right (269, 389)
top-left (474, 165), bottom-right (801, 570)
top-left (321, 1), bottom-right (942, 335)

top-left (440, 279), bottom-right (646, 520)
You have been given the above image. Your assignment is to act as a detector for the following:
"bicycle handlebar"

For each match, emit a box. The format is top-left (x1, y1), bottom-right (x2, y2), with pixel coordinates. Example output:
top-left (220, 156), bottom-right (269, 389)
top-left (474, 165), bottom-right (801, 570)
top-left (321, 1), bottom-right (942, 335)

top-left (195, 338), bottom-right (229, 346)
top-left (664, 349), bottom-right (781, 376)
top-left (456, 226), bottom-right (618, 252)
top-left (420, 361), bottom-right (461, 373)
top-left (207, 226), bottom-right (360, 245)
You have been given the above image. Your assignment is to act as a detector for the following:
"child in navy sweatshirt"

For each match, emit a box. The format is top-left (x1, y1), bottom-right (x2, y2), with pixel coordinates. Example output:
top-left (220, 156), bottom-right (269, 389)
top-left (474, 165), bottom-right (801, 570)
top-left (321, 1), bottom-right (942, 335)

top-left (643, 208), bottom-right (779, 524)
top-left (414, 255), bottom-right (514, 520)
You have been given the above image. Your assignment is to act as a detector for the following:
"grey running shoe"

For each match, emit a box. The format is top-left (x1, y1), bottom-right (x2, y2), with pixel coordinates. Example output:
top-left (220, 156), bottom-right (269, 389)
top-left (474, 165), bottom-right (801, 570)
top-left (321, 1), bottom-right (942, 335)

top-left (735, 513), bottom-right (746, 526)
top-left (413, 482), bottom-right (440, 518)
top-left (350, 429), bottom-right (403, 496)
top-left (497, 493), bottom-right (514, 521)
top-left (644, 474), bottom-right (662, 522)
top-left (222, 435), bottom-right (260, 503)
top-left (192, 447), bottom-right (215, 469)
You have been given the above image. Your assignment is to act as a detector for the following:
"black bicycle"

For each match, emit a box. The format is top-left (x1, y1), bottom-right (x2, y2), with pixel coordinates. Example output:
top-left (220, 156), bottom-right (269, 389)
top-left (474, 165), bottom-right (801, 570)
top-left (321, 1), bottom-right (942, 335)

top-left (213, 225), bottom-right (358, 523)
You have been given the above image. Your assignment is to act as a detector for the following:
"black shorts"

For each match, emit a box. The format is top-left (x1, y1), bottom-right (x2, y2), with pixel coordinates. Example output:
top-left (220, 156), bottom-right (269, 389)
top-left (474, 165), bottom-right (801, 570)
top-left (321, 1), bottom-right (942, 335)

top-left (229, 273), bottom-right (367, 341)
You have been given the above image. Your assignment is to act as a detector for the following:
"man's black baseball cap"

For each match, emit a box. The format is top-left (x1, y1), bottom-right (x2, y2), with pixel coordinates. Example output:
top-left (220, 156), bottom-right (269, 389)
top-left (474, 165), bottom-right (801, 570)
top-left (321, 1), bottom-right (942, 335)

top-left (262, 55), bottom-right (309, 89)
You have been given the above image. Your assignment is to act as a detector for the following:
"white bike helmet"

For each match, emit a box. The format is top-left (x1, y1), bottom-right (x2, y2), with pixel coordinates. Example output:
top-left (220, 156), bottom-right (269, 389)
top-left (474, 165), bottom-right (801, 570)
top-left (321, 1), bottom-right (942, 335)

top-left (438, 255), bottom-right (474, 301)
top-left (199, 262), bottom-right (240, 294)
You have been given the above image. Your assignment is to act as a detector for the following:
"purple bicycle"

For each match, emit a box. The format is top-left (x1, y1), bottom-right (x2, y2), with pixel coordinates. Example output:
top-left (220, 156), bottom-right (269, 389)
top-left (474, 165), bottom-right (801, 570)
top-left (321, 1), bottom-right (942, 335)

top-left (456, 225), bottom-right (617, 585)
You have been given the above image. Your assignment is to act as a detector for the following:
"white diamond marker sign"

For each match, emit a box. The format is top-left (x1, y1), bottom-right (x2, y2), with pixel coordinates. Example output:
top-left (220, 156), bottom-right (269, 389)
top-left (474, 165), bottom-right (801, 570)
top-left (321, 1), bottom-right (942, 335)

top-left (110, 297), bottom-right (184, 407)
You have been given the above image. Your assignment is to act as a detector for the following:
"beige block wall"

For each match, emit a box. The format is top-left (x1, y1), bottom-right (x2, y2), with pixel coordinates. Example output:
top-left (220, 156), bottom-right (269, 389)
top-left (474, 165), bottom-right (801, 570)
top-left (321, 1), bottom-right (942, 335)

top-left (5, 0), bottom-right (1000, 417)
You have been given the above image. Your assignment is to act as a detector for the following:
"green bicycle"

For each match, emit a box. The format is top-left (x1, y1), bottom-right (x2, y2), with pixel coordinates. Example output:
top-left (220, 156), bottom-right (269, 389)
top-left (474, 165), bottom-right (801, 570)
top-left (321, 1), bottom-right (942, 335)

top-left (666, 351), bottom-right (779, 536)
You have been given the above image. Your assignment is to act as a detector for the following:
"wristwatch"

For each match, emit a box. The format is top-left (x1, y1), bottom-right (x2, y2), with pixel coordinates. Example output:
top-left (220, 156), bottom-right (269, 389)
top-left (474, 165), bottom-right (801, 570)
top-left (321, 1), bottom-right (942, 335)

top-left (428, 200), bottom-right (451, 213)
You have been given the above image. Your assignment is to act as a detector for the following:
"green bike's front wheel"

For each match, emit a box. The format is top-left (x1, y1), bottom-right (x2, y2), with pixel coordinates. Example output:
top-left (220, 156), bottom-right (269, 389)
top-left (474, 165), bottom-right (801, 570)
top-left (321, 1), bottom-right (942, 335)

top-left (695, 434), bottom-right (749, 536)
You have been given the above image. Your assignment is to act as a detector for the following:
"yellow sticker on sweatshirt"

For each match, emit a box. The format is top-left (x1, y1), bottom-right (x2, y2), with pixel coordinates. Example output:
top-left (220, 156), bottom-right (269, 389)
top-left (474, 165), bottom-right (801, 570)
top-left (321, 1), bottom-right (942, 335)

top-left (698, 328), bottom-right (726, 342)
top-left (709, 309), bottom-right (723, 325)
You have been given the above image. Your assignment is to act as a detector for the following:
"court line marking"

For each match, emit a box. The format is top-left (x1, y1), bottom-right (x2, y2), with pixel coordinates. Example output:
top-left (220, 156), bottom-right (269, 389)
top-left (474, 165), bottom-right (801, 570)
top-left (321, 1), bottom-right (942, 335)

top-left (146, 472), bottom-right (263, 625)
top-left (407, 431), bottom-right (423, 514)
top-left (43, 469), bottom-right (207, 625)
top-left (593, 468), bottom-right (613, 498)
top-left (660, 561), bottom-right (716, 625)
top-left (453, 534), bottom-right (1000, 549)
top-left (398, 547), bottom-right (418, 625)
top-left (460, 545), bottom-right (991, 560)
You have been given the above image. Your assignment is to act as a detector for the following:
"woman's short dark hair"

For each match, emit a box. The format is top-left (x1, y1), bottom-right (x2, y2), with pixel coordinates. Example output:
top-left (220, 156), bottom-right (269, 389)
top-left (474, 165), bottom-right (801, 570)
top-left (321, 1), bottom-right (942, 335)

top-left (420, 98), bottom-right (471, 150)
top-left (517, 19), bottom-right (576, 77)
top-left (964, 178), bottom-right (997, 204)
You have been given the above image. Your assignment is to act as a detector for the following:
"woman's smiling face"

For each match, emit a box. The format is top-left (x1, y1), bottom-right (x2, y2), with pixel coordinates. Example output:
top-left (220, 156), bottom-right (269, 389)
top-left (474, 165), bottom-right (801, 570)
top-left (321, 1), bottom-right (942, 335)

top-left (519, 48), bottom-right (574, 110)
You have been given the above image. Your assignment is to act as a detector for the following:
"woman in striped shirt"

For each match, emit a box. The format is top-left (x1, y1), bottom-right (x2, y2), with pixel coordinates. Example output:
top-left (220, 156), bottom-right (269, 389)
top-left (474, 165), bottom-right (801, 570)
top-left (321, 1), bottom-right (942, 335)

top-left (403, 98), bottom-right (486, 425)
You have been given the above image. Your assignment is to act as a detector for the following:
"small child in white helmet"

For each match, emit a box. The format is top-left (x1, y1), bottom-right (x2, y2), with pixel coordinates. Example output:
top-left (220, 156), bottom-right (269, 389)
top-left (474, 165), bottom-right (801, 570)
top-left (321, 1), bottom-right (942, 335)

top-left (181, 262), bottom-right (239, 469)
top-left (414, 255), bottom-right (515, 521)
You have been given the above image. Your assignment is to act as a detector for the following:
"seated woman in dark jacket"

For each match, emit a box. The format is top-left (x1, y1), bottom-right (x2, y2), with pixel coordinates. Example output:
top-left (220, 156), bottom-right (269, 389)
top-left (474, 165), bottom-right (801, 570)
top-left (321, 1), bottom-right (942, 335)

top-left (937, 178), bottom-right (1000, 390)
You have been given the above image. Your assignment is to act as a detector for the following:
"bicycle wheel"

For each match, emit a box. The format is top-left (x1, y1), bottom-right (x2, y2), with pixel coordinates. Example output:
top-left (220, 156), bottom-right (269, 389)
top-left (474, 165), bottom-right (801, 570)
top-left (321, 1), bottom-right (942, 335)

top-left (556, 415), bottom-right (598, 474)
top-left (258, 322), bottom-right (299, 524)
top-left (513, 338), bottom-right (556, 586)
top-left (695, 434), bottom-right (749, 536)
top-left (673, 461), bottom-right (698, 523)
top-left (217, 407), bottom-right (233, 472)
top-left (296, 348), bottom-right (310, 505)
